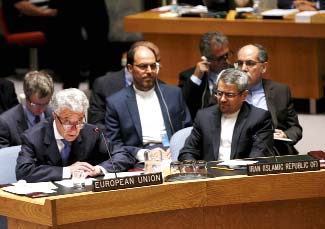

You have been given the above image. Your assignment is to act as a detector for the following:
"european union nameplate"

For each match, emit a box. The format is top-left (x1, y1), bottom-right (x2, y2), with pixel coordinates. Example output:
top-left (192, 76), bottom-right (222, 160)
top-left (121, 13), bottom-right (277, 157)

top-left (247, 159), bottom-right (320, 176)
top-left (92, 172), bottom-right (163, 192)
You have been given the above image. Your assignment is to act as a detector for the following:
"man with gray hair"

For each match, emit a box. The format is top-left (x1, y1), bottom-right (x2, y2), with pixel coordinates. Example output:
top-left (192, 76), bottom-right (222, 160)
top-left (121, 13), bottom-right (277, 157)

top-left (178, 31), bottom-right (231, 120)
top-left (0, 71), bottom-right (54, 148)
top-left (16, 88), bottom-right (135, 182)
top-left (179, 68), bottom-right (274, 161)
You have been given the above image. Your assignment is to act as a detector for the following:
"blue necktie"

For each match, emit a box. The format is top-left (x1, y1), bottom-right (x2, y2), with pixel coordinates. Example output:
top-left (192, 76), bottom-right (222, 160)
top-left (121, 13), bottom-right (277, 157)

top-left (34, 115), bottom-right (40, 125)
top-left (61, 139), bottom-right (71, 166)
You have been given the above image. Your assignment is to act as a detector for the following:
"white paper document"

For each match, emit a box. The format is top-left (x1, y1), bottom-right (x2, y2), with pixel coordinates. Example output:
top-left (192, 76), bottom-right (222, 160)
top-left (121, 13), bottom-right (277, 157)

top-left (1, 181), bottom-right (57, 195)
top-left (218, 160), bottom-right (258, 167)
top-left (104, 171), bottom-right (143, 179)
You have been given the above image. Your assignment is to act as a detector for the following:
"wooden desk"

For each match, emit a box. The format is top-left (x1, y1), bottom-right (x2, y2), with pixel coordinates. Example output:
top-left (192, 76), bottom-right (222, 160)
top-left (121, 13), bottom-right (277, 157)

top-left (124, 11), bottom-right (325, 100)
top-left (1, 170), bottom-right (325, 228)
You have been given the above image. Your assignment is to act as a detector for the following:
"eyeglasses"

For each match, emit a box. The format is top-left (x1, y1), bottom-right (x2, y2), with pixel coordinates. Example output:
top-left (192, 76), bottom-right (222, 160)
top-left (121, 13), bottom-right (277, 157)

top-left (214, 90), bottom-right (243, 99)
top-left (234, 60), bottom-right (263, 69)
top-left (207, 51), bottom-right (233, 62)
top-left (134, 63), bottom-right (158, 71)
top-left (55, 113), bottom-right (86, 130)
top-left (28, 100), bottom-right (49, 107)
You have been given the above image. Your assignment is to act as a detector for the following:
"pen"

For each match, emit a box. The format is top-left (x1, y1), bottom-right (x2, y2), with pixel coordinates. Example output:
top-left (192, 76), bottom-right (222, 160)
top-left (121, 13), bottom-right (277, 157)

top-left (210, 166), bottom-right (234, 171)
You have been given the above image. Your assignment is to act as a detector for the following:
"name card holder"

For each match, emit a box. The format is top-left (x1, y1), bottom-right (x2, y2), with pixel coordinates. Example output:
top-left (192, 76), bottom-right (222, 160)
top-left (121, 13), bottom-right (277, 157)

top-left (247, 159), bottom-right (320, 176)
top-left (92, 172), bottom-right (163, 192)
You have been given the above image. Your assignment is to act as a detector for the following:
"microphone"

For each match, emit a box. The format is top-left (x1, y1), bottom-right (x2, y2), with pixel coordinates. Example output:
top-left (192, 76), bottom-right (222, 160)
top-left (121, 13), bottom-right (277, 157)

top-left (93, 127), bottom-right (117, 178)
top-left (253, 134), bottom-right (278, 163)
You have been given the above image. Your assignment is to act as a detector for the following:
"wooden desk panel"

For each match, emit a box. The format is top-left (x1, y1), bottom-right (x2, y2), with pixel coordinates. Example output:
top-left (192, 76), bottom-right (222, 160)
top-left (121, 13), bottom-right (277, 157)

top-left (1, 170), bottom-right (325, 228)
top-left (124, 11), bottom-right (325, 99)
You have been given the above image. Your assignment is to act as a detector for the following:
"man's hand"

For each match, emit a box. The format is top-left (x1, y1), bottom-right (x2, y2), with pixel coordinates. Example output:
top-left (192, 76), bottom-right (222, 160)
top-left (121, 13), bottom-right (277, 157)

top-left (69, 161), bottom-right (95, 173)
top-left (150, 147), bottom-right (171, 160)
top-left (193, 58), bottom-right (210, 79)
top-left (293, 0), bottom-right (317, 11)
top-left (87, 166), bottom-right (103, 177)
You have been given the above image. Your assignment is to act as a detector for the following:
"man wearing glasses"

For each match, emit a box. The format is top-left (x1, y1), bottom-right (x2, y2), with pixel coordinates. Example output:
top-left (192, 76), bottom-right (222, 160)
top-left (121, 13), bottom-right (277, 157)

top-left (16, 88), bottom-right (135, 182)
top-left (105, 43), bottom-right (192, 165)
top-left (236, 44), bottom-right (302, 155)
top-left (178, 31), bottom-right (231, 120)
top-left (179, 69), bottom-right (274, 161)
top-left (0, 71), bottom-right (53, 148)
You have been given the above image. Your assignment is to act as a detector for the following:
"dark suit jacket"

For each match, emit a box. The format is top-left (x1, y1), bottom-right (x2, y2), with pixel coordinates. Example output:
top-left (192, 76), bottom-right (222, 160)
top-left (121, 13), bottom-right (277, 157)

top-left (179, 67), bottom-right (213, 120)
top-left (0, 104), bottom-right (52, 148)
top-left (178, 102), bottom-right (274, 161)
top-left (263, 79), bottom-right (302, 155)
top-left (0, 78), bottom-right (19, 115)
top-left (16, 119), bottom-right (136, 182)
top-left (88, 69), bottom-right (126, 128)
top-left (105, 82), bottom-right (192, 157)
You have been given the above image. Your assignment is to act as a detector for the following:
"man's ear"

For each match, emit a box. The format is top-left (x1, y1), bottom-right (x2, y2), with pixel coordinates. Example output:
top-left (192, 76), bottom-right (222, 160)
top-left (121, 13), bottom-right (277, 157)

top-left (261, 62), bottom-right (268, 74)
top-left (127, 64), bottom-right (133, 73)
top-left (241, 89), bottom-right (249, 101)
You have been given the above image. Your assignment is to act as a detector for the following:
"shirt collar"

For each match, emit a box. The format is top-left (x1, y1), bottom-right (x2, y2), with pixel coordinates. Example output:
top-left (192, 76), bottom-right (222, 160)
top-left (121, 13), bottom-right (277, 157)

top-left (133, 85), bottom-right (155, 97)
top-left (248, 81), bottom-right (263, 92)
top-left (124, 67), bottom-right (133, 86)
top-left (53, 120), bottom-right (64, 140)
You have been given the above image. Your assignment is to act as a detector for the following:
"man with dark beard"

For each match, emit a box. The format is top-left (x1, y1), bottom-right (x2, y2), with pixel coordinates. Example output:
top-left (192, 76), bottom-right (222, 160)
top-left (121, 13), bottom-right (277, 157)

top-left (104, 43), bottom-right (192, 165)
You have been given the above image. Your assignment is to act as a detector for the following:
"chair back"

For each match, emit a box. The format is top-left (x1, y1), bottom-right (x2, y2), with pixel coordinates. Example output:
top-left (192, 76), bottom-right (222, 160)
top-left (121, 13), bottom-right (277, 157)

top-left (169, 127), bottom-right (193, 161)
top-left (0, 145), bottom-right (21, 184)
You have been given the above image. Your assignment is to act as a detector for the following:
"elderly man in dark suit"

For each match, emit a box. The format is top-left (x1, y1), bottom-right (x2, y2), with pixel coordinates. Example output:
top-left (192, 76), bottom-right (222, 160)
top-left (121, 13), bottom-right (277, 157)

top-left (236, 43), bottom-right (302, 155)
top-left (105, 43), bottom-right (192, 163)
top-left (179, 69), bottom-right (274, 162)
top-left (178, 31), bottom-right (231, 120)
top-left (0, 78), bottom-right (19, 114)
top-left (88, 40), bottom-right (161, 130)
top-left (16, 88), bottom-right (135, 182)
top-left (0, 71), bottom-right (53, 148)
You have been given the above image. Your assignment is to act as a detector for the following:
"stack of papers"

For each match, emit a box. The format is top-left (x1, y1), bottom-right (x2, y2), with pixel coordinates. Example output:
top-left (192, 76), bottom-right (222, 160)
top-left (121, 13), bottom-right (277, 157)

top-left (261, 9), bottom-right (299, 19)
top-left (2, 181), bottom-right (57, 195)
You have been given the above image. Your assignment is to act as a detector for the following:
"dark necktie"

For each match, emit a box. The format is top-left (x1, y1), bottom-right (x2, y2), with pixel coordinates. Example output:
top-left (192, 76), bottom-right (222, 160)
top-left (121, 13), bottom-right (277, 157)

top-left (34, 115), bottom-right (40, 125)
top-left (61, 139), bottom-right (71, 166)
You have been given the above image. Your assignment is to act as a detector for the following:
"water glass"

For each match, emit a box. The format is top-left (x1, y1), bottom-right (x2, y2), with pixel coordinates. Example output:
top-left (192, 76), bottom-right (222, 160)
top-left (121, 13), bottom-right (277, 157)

top-left (72, 170), bottom-right (86, 188)
top-left (144, 150), bottom-right (163, 174)
top-left (170, 161), bottom-right (181, 175)
top-left (180, 160), bottom-right (195, 173)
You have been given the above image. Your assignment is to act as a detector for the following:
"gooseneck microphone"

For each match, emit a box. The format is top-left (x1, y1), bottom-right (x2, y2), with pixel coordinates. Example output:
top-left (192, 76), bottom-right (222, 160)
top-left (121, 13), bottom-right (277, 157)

top-left (93, 127), bottom-right (117, 178)
top-left (253, 134), bottom-right (278, 163)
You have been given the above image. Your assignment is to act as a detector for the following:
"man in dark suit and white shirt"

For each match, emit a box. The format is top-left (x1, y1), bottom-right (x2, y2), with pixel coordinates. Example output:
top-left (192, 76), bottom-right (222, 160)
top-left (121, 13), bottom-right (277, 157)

top-left (88, 41), bottom-right (161, 130)
top-left (236, 43), bottom-right (302, 155)
top-left (178, 31), bottom-right (231, 120)
top-left (179, 68), bottom-right (274, 162)
top-left (105, 42), bottom-right (192, 163)
top-left (16, 88), bottom-right (135, 182)
top-left (0, 71), bottom-right (53, 148)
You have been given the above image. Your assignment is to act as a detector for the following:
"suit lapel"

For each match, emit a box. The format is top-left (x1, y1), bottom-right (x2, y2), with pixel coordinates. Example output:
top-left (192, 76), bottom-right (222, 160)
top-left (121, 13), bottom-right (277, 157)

top-left (43, 122), bottom-right (62, 165)
top-left (154, 84), bottom-right (173, 138)
top-left (230, 103), bottom-right (249, 159)
top-left (212, 107), bottom-right (222, 160)
top-left (17, 105), bottom-right (28, 134)
top-left (126, 87), bottom-right (142, 140)
top-left (263, 79), bottom-right (278, 127)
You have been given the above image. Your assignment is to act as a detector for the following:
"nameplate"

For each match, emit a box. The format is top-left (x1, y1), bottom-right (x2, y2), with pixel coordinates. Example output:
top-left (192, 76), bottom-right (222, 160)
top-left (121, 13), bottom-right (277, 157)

top-left (247, 159), bottom-right (320, 176)
top-left (92, 172), bottom-right (163, 192)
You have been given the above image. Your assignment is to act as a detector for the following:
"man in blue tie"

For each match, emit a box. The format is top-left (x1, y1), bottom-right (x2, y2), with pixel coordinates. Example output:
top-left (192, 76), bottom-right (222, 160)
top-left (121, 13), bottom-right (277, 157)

top-left (0, 71), bottom-right (53, 148)
top-left (16, 88), bottom-right (136, 182)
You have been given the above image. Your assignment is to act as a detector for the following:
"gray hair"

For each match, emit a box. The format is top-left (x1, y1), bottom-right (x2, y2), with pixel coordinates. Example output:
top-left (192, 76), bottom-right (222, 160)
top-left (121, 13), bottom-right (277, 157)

top-left (217, 68), bottom-right (248, 92)
top-left (200, 31), bottom-right (229, 58)
top-left (251, 43), bottom-right (268, 62)
top-left (51, 88), bottom-right (89, 114)
top-left (23, 71), bottom-right (54, 100)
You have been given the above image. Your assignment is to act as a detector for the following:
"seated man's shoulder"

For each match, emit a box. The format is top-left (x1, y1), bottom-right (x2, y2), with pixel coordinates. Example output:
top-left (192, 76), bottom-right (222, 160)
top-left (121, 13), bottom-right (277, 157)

top-left (264, 79), bottom-right (289, 91)
top-left (0, 104), bottom-right (22, 121)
